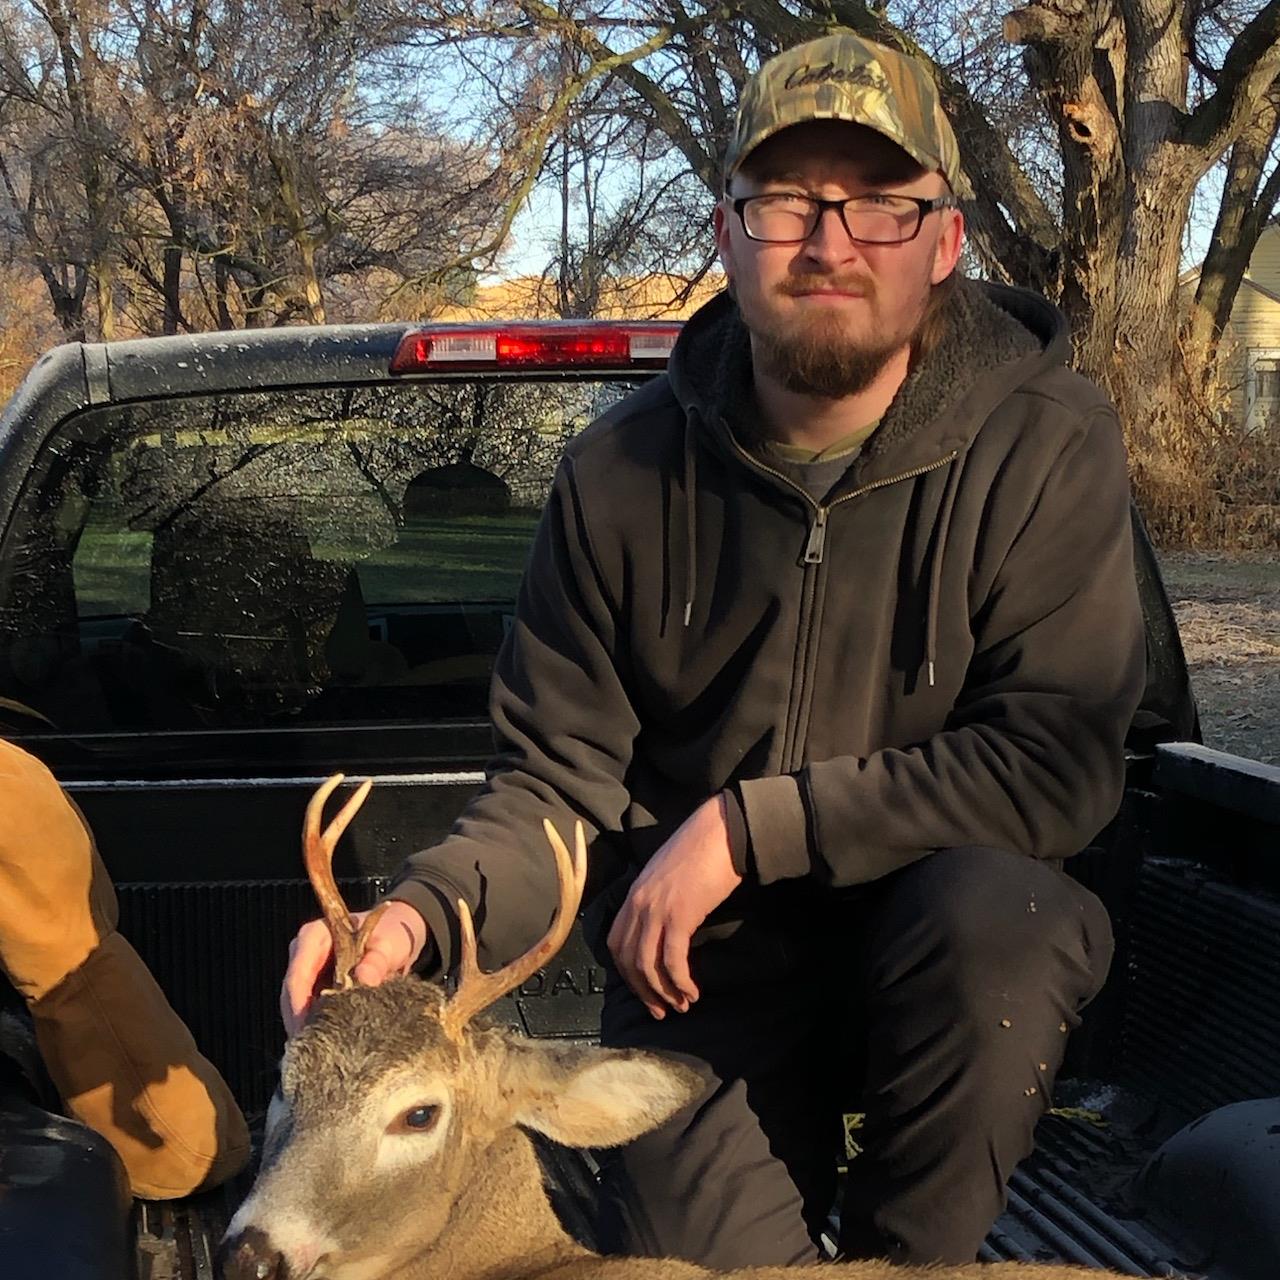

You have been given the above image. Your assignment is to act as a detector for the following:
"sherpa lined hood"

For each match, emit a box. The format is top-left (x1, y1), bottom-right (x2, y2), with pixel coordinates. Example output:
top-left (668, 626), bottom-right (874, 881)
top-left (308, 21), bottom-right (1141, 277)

top-left (661, 278), bottom-right (1065, 681)
top-left (669, 278), bottom-right (1066, 477)
top-left (389, 275), bottom-right (1145, 981)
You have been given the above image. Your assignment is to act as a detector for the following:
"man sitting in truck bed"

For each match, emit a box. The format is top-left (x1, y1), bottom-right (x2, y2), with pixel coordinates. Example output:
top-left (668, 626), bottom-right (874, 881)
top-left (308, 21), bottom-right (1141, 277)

top-left (282, 31), bottom-right (1145, 1269)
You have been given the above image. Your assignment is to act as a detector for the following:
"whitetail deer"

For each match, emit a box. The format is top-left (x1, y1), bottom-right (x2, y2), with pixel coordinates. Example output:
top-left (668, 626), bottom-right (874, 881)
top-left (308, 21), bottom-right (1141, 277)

top-left (217, 775), bottom-right (1141, 1280)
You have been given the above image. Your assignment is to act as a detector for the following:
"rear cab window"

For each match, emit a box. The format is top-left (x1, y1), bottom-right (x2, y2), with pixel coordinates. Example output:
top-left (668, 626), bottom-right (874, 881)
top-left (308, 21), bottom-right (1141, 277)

top-left (0, 376), bottom-right (645, 760)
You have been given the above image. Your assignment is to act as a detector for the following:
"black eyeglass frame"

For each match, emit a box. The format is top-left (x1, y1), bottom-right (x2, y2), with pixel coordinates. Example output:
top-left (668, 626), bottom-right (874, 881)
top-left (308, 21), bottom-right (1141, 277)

top-left (728, 192), bottom-right (960, 245)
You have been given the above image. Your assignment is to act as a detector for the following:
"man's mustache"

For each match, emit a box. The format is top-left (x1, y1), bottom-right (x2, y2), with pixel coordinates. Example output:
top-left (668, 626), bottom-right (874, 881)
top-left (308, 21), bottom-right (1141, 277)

top-left (777, 273), bottom-right (876, 299)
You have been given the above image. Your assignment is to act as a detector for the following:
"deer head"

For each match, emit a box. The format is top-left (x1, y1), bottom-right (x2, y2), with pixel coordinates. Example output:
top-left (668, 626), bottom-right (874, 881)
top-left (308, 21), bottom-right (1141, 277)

top-left (217, 776), bottom-right (701, 1280)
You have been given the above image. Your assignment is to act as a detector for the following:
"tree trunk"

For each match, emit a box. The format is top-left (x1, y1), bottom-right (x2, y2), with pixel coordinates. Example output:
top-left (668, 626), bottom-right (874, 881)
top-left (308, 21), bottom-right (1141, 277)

top-left (297, 238), bottom-right (327, 326)
top-left (157, 187), bottom-right (188, 336)
top-left (45, 0), bottom-right (116, 343)
top-left (557, 127), bottom-right (572, 318)
top-left (162, 242), bottom-right (184, 335)
top-left (38, 263), bottom-right (89, 341)
top-left (1007, 3), bottom-right (1199, 412)
top-left (214, 255), bottom-right (234, 330)
top-left (271, 139), bottom-right (330, 326)
top-left (1104, 177), bottom-right (1194, 413)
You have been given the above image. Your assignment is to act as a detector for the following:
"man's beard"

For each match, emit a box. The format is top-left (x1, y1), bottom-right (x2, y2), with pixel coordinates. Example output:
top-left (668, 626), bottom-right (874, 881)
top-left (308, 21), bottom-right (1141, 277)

top-left (743, 274), bottom-right (930, 400)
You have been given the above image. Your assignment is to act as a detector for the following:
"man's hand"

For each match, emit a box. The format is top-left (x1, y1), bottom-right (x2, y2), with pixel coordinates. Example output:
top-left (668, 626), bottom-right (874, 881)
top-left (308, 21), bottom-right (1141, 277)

top-left (280, 900), bottom-right (428, 1037)
top-left (607, 794), bottom-right (742, 1019)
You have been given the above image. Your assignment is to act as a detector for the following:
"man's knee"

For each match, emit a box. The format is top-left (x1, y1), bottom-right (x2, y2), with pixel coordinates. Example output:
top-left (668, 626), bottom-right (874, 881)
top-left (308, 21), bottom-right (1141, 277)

top-left (865, 845), bottom-right (1114, 1002)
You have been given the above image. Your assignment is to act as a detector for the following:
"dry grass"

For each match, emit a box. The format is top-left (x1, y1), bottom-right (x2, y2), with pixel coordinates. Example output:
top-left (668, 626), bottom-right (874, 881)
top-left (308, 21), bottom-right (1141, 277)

top-left (1123, 340), bottom-right (1280, 551)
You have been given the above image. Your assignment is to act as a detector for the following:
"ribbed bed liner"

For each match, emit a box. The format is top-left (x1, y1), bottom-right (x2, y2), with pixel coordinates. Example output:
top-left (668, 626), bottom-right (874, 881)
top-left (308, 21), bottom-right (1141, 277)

top-left (979, 1114), bottom-right (1194, 1276)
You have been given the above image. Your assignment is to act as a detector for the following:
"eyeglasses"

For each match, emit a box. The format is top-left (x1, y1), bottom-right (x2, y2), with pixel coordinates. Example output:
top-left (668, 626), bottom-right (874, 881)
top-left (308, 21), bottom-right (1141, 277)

top-left (729, 192), bottom-right (959, 245)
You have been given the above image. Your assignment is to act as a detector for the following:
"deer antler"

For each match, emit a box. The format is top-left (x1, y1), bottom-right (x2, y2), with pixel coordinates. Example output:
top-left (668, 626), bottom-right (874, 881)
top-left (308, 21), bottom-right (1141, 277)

top-left (304, 773), bottom-right (389, 993)
top-left (441, 818), bottom-right (587, 1043)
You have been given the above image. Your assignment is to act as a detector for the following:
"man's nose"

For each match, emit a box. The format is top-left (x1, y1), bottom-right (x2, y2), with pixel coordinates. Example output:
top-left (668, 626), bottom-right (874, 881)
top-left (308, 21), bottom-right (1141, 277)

top-left (802, 205), bottom-right (865, 265)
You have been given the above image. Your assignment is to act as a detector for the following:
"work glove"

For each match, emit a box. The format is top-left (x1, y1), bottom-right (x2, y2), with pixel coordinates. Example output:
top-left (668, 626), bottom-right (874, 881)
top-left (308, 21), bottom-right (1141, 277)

top-left (0, 737), bottom-right (250, 1198)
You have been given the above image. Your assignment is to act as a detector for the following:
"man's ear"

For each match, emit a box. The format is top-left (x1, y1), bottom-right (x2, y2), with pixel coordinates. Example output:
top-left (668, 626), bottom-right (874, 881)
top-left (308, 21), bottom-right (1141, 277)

top-left (504, 1042), bottom-right (703, 1149)
top-left (931, 205), bottom-right (965, 285)
top-left (713, 200), bottom-right (735, 289)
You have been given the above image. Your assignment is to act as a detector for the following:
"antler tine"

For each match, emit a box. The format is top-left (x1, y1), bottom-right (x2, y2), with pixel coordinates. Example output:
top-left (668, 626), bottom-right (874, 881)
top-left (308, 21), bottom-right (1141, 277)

top-left (442, 818), bottom-right (587, 1042)
top-left (303, 773), bottom-right (378, 991)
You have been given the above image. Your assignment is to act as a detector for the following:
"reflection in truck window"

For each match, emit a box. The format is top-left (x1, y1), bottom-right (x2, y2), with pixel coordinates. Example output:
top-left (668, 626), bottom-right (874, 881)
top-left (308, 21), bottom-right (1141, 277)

top-left (0, 379), bottom-right (640, 733)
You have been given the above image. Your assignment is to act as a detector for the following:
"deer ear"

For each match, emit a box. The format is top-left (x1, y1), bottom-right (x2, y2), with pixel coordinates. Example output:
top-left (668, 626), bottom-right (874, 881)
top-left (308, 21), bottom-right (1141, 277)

top-left (506, 1042), bottom-right (703, 1148)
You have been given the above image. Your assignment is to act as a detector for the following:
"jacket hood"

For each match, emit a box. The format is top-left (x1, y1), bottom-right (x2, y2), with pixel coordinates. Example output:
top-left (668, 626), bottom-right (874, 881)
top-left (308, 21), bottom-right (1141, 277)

top-left (667, 277), bottom-right (1067, 483)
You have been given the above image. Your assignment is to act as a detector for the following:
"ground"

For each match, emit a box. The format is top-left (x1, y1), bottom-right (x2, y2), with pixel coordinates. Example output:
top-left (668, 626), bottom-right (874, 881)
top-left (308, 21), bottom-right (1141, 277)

top-left (1157, 550), bottom-right (1280, 766)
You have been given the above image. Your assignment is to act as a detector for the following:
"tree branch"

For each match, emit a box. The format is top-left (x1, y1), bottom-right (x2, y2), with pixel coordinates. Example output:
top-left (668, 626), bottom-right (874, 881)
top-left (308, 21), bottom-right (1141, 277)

top-left (1182, 0), bottom-right (1280, 158)
top-left (1189, 90), bottom-right (1280, 355)
top-left (523, 0), bottom-right (722, 190)
top-left (389, 14), bottom-right (687, 299)
top-left (819, 0), bottom-right (1062, 285)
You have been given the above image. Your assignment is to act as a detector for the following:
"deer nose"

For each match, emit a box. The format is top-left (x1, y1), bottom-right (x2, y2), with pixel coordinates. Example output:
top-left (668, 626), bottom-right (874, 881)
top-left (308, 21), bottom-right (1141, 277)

top-left (216, 1225), bottom-right (284, 1279)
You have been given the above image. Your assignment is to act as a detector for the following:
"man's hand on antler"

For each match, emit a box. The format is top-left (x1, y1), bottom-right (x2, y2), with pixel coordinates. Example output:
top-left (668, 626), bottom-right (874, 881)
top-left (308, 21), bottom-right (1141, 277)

top-left (607, 794), bottom-right (742, 1020)
top-left (281, 901), bottom-right (428, 1037)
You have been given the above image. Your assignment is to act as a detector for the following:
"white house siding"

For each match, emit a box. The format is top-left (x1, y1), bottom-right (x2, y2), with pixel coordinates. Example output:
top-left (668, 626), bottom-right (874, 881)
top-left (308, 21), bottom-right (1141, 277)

top-left (1220, 283), bottom-right (1280, 427)
top-left (1180, 224), bottom-right (1280, 429)
top-left (1245, 225), bottom-right (1280, 289)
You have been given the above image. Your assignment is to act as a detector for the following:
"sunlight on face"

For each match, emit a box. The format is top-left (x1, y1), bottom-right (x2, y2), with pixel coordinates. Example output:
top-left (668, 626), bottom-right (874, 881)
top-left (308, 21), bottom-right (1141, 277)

top-left (716, 120), bottom-right (963, 398)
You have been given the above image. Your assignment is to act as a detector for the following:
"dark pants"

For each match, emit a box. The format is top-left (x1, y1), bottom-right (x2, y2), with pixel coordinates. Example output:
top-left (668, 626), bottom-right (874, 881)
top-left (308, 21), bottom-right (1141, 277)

top-left (596, 845), bottom-right (1114, 1268)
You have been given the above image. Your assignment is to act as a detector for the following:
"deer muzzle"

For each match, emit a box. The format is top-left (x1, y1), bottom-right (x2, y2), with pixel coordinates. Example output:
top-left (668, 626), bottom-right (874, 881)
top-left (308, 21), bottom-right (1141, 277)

top-left (217, 1224), bottom-right (318, 1280)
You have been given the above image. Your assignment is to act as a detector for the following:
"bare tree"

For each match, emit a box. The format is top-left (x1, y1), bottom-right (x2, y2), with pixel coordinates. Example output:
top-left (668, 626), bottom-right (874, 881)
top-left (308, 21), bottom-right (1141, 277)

top-left (398, 4), bottom-right (1278, 376)
top-left (0, 0), bottom-right (125, 339)
top-left (993, 2), bottom-right (1277, 400)
top-left (6, 0), bottom-right (1277, 513)
top-left (394, 0), bottom-right (1280, 541)
top-left (0, 0), bottom-right (507, 339)
top-left (540, 73), bottom-right (718, 318)
top-left (115, 0), bottom-right (496, 330)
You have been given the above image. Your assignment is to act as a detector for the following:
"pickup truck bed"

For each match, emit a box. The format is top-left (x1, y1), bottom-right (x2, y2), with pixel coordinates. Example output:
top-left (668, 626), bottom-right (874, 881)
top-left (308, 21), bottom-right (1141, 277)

top-left (109, 742), bottom-right (1280, 1280)
top-left (1, 324), bottom-right (1274, 1279)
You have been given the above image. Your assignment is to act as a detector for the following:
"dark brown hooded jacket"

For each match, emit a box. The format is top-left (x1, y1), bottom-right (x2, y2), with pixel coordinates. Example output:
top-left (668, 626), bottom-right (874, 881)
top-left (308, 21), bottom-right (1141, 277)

top-left (388, 279), bottom-right (1147, 973)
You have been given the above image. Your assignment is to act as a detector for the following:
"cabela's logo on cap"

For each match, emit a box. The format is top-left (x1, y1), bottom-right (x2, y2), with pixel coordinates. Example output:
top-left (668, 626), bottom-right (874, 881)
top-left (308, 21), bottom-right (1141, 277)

top-left (782, 60), bottom-right (884, 92)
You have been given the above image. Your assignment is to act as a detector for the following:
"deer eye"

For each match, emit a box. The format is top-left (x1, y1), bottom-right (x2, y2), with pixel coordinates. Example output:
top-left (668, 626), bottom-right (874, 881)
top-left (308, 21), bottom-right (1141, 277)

top-left (394, 1104), bottom-right (440, 1134)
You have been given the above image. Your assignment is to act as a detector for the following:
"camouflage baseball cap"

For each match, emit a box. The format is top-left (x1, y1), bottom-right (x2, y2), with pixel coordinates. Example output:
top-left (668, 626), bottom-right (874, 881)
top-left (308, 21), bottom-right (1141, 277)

top-left (724, 32), bottom-right (968, 197)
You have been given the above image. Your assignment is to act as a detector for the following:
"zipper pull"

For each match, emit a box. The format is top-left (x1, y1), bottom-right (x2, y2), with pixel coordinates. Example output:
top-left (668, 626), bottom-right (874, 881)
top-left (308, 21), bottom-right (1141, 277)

top-left (804, 507), bottom-right (828, 565)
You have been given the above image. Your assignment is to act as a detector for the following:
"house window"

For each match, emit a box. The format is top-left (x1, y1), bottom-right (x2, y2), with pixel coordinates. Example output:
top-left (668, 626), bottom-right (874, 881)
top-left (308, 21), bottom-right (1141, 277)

top-left (1255, 358), bottom-right (1280, 402)
top-left (1246, 349), bottom-right (1280, 431)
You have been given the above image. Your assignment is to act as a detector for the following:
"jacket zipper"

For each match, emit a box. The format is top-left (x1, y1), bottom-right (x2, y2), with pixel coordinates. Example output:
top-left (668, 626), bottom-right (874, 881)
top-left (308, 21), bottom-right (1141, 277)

top-left (727, 436), bottom-right (960, 563)
top-left (804, 507), bottom-right (828, 563)
top-left (727, 434), bottom-right (960, 768)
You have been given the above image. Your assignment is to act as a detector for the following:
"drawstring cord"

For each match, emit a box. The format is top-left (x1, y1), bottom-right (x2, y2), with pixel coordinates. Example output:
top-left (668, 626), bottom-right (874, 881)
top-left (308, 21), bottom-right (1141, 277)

top-left (683, 415), bottom-right (698, 627)
top-left (925, 449), bottom-right (967, 687)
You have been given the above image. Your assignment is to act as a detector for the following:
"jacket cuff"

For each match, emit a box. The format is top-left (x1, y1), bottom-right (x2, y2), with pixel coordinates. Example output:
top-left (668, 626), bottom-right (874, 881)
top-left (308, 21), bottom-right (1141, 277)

top-left (382, 879), bottom-right (460, 980)
top-left (737, 775), bottom-right (811, 884)
top-left (721, 785), bottom-right (754, 882)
